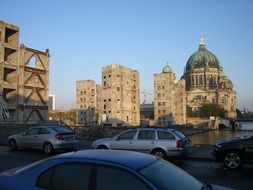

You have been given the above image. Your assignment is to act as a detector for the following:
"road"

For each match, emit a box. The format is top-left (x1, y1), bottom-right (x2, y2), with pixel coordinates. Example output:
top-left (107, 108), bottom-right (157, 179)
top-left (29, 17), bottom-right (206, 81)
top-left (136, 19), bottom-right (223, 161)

top-left (0, 146), bottom-right (252, 190)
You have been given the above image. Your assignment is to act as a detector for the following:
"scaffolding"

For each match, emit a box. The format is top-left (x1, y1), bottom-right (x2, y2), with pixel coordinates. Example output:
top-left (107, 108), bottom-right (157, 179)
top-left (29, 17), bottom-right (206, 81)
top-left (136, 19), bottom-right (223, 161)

top-left (0, 95), bottom-right (10, 122)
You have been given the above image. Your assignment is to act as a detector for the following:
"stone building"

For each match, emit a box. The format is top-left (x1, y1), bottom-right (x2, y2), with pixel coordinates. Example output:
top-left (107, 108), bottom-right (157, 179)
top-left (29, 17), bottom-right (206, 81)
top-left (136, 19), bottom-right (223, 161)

top-left (76, 64), bottom-right (140, 127)
top-left (102, 64), bottom-right (140, 127)
top-left (154, 65), bottom-right (186, 126)
top-left (181, 37), bottom-right (236, 118)
top-left (76, 80), bottom-right (101, 126)
top-left (0, 20), bottom-right (50, 124)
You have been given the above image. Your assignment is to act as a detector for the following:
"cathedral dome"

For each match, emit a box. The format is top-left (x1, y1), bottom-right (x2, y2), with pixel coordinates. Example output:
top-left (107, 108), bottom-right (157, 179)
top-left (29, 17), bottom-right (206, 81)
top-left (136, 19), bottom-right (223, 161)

top-left (185, 37), bottom-right (220, 72)
top-left (162, 64), bottom-right (173, 73)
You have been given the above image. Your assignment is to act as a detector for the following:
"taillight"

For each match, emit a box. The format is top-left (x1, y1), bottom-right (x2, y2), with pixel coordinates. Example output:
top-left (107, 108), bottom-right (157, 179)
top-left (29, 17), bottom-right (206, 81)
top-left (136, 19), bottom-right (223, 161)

top-left (176, 140), bottom-right (184, 148)
top-left (55, 134), bottom-right (64, 140)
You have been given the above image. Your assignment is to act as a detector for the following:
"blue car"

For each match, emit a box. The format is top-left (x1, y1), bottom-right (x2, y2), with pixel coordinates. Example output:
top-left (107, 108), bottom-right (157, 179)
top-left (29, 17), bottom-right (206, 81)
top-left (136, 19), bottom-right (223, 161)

top-left (1, 150), bottom-right (232, 190)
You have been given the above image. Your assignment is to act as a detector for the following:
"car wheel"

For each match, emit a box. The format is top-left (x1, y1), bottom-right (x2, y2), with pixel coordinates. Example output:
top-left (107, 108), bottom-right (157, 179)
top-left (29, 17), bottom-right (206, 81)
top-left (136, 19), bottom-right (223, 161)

top-left (97, 145), bottom-right (108, 149)
top-left (223, 151), bottom-right (242, 169)
top-left (152, 149), bottom-right (167, 159)
top-left (43, 142), bottom-right (54, 154)
top-left (9, 139), bottom-right (18, 150)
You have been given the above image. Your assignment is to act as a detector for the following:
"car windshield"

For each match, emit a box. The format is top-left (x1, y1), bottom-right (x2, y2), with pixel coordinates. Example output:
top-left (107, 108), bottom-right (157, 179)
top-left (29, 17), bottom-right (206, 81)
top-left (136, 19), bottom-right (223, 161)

top-left (49, 126), bottom-right (73, 133)
top-left (139, 159), bottom-right (203, 190)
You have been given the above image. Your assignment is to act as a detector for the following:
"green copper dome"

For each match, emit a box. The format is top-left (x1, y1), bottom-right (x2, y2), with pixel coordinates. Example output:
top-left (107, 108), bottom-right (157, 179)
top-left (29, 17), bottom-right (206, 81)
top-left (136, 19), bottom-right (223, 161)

top-left (186, 37), bottom-right (220, 71)
top-left (162, 64), bottom-right (173, 73)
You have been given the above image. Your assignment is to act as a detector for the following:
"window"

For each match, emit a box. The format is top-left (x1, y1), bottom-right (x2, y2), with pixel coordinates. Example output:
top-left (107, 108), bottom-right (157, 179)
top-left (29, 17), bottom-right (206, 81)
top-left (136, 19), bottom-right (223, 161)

top-left (109, 99), bottom-right (111, 101)
top-left (39, 128), bottom-right (50, 134)
top-left (162, 102), bottom-right (165, 106)
top-left (118, 130), bottom-right (136, 140)
top-left (158, 93), bottom-right (161, 98)
top-left (25, 128), bottom-right (40, 136)
top-left (104, 81), bottom-right (106, 86)
top-left (96, 166), bottom-right (150, 190)
top-left (117, 87), bottom-right (120, 91)
top-left (36, 163), bottom-right (91, 190)
top-left (157, 131), bottom-right (175, 140)
top-left (104, 99), bottom-right (106, 102)
top-left (158, 86), bottom-right (161, 90)
top-left (137, 130), bottom-right (155, 140)
top-left (104, 105), bottom-right (106, 109)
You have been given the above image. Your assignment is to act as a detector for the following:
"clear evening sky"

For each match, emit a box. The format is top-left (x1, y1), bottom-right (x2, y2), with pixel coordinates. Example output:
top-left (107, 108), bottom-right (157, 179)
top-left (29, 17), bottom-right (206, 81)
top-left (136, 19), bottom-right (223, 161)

top-left (1, 0), bottom-right (253, 111)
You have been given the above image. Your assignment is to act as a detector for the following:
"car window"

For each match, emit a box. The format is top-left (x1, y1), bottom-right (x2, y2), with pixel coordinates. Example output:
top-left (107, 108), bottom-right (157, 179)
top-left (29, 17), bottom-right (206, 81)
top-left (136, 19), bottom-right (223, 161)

top-left (39, 128), bottom-right (50, 135)
top-left (137, 130), bottom-right (155, 140)
top-left (49, 126), bottom-right (73, 133)
top-left (36, 163), bottom-right (91, 190)
top-left (140, 159), bottom-right (202, 190)
top-left (25, 128), bottom-right (40, 136)
top-left (118, 130), bottom-right (136, 140)
top-left (173, 130), bottom-right (186, 139)
top-left (96, 165), bottom-right (151, 190)
top-left (158, 131), bottom-right (175, 140)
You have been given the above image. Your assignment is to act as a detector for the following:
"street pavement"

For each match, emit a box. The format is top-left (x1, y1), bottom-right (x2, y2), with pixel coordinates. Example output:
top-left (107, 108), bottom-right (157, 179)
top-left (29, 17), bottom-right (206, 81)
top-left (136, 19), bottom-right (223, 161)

top-left (0, 135), bottom-right (215, 161)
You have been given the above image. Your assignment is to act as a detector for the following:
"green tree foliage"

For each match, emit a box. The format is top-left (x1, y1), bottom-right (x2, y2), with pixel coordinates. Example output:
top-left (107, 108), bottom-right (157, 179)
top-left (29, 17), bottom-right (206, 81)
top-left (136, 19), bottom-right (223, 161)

top-left (187, 103), bottom-right (227, 118)
top-left (49, 110), bottom-right (76, 123)
top-left (186, 105), bottom-right (197, 117)
top-left (200, 103), bottom-right (227, 118)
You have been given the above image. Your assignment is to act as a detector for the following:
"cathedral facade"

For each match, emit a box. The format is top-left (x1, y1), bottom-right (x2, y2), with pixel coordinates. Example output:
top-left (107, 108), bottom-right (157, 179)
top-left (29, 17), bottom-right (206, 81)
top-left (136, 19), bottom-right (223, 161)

top-left (182, 37), bottom-right (236, 118)
top-left (154, 37), bottom-right (236, 126)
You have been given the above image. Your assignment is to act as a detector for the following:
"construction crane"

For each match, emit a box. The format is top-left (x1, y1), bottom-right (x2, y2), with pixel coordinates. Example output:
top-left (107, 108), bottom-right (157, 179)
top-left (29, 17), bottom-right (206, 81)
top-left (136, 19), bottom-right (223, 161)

top-left (141, 91), bottom-right (153, 104)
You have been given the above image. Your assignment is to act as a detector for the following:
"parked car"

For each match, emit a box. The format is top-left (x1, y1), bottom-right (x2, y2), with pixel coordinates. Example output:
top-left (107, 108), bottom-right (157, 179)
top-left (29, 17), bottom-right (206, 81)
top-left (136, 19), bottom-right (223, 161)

top-left (0, 150), bottom-right (233, 190)
top-left (8, 125), bottom-right (78, 154)
top-left (212, 135), bottom-right (253, 169)
top-left (91, 127), bottom-right (191, 159)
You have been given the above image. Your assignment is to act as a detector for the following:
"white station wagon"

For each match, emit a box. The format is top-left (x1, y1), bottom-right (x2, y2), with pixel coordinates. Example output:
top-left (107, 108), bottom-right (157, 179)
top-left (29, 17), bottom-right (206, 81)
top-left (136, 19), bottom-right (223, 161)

top-left (92, 127), bottom-right (191, 159)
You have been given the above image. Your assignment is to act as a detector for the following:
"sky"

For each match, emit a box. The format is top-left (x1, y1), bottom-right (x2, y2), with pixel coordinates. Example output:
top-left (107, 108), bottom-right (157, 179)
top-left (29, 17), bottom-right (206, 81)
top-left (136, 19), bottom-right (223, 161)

top-left (1, 0), bottom-right (253, 111)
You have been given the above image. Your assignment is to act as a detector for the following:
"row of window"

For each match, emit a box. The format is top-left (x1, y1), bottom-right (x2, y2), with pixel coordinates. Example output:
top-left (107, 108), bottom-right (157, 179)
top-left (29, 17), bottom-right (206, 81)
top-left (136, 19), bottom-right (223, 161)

top-left (157, 102), bottom-right (166, 106)
top-left (157, 110), bottom-right (166, 114)
top-left (157, 85), bottom-right (165, 90)
top-left (80, 89), bottom-right (95, 95)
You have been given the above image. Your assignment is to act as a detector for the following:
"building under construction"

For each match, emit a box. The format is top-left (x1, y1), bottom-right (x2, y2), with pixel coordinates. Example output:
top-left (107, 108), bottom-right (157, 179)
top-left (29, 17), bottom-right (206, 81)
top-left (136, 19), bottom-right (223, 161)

top-left (0, 20), bottom-right (50, 124)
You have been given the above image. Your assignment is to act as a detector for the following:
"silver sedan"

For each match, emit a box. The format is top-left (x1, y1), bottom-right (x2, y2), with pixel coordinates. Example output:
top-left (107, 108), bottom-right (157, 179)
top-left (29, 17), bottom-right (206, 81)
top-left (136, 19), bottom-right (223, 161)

top-left (92, 127), bottom-right (191, 159)
top-left (8, 125), bottom-right (78, 154)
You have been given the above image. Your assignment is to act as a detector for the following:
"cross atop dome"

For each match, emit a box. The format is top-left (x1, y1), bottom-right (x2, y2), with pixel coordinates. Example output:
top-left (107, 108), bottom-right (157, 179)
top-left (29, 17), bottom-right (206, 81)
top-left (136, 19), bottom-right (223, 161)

top-left (199, 34), bottom-right (206, 50)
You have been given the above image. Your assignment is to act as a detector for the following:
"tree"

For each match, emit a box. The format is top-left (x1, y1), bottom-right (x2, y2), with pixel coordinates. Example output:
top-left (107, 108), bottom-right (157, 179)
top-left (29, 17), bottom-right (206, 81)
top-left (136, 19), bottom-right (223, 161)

top-left (200, 103), bottom-right (227, 118)
top-left (186, 105), bottom-right (198, 117)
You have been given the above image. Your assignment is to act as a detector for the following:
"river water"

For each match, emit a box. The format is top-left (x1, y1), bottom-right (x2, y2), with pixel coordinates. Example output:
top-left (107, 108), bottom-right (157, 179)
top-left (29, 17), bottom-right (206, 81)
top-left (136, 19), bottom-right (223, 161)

top-left (189, 122), bottom-right (253, 145)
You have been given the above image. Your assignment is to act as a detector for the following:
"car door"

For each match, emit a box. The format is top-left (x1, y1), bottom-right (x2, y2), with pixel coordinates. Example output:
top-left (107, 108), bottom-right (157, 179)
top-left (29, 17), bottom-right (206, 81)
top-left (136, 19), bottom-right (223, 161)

top-left (133, 129), bottom-right (155, 153)
top-left (110, 130), bottom-right (137, 150)
top-left (245, 136), bottom-right (253, 159)
top-left (36, 163), bottom-right (92, 190)
top-left (22, 128), bottom-right (40, 148)
top-left (36, 127), bottom-right (51, 149)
